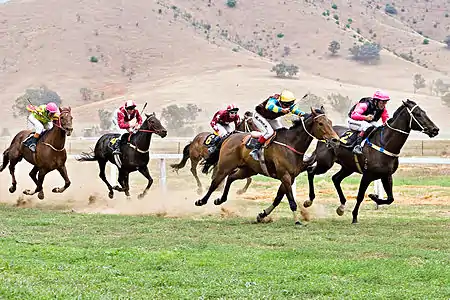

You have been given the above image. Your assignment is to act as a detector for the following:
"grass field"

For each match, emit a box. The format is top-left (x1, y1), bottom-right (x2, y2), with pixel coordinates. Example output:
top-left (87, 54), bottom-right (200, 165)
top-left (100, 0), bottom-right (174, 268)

top-left (0, 165), bottom-right (449, 299)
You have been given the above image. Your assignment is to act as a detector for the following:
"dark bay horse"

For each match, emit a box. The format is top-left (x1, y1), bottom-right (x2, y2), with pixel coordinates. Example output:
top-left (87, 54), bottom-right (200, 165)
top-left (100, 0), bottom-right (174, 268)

top-left (0, 107), bottom-right (74, 199)
top-left (304, 99), bottom-right (439, 223)
top-left (170, 111), bottom-right (260, 195)
top-left (76, 113), bottom-right (167, 199)
top-left (195, 107), bottom-right (340, 225)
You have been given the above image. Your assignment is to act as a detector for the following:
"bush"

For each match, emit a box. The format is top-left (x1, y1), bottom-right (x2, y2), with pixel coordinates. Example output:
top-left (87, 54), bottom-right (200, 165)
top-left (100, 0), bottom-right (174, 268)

top-left (226, 0), bottom-right (236, 8)
top-left (327, 93), bottom-right (353, 121)
top-left (385, 4), bottom-right (397, 15)
top-left (413, 74), bottom-right (426, 93)
top-left (270, 62), bottom-right (299, 78)
top-left (80, 88), bottom-right (93, 101)
top-left (98, 109), bottom-right (113, 130)
top-left (333, 14), bottom-right (339, 20)
top-left (444, 35), bottom-right (450, 48)
top-left (277, 33), bottom-right (285, 38)
top-left (331, 3), bottom-right (337, 9)
top-left (328, 40), bottom-right (341, 55)
top-left (423, 38), bottom-right (429, 45)
top-left (349, 42), bottom-right (381, 64)
top-left (90, 56), bottom-right (98, 63)
top-left (442, 93), bottom-right (450, 108)
top-left (12, 85), bottom-right (62, 118)
top-left (161, 104), bottom-right (202, 136)
top-left (297, 93), bottom-right (324, 112)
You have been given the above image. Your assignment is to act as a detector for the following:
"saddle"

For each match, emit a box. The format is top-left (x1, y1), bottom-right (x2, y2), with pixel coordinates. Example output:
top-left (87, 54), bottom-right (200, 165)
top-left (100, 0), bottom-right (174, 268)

top-left (203, 133), bottom-right (217, 146)
top-left (338, 129), bottom-right (360, 148)
top-left (108, 134), bottom-right (122, 150)
top-left (243, 131), bottom-right (277, 149)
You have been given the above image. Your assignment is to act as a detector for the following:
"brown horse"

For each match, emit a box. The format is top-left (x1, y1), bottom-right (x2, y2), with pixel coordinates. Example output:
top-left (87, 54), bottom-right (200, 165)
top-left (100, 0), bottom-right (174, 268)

top-left (194, 107), bottom-right (340, 225)
top-left (0, 107), bottom-right (74, 199)
top-left (170, 111), bottom-right (260, 195)
top-left (304, 99), bottom-right (440, 224)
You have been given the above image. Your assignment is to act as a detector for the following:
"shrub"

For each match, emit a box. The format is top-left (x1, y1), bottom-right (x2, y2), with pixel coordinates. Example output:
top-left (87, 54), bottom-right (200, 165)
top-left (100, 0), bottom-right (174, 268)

top-left (12, 85), bottom-right (62, 118)
top-left (327, 93), bottom-right (353, 121)
top-left (277, 33), bottom-right (284, 38)
top-left (423, 38), bottom-right (429, 45)
top-left (90, 56), bottom-right (98, 63)
top-left (270, 62), bottom-right (299, 78)
top-left (385, 4), bottom-right (397, 15)
top-left (444, 35), bottom-right (450, 48)
top-left (161, 104), bottom-right (202, 136)
top-left (80, 88), bottom-right (92, 101)
top-left (442, 93), bottom-right (450, 108)
top-left (349, 42), bottom-right (381, 63)
top-left (98, 109), bottom-right (113, 130)
top-left (413, 74), bottom-right (426, 93)
top-left (331, 3), bottom-right (338, 9)
top-left (328, 40), bottom-right (341, 55)
top-left (333, 14), bottom-right (339, 20)
top-left (226, 0), bottom-right (236, 8)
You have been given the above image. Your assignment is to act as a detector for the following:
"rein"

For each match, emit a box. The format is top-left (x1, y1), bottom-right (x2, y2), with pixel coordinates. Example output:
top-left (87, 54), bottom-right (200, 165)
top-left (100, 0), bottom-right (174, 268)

top-left (42, 109), bottom-right (71, 152)
top-left (126, 127), bottom-right (160, 153)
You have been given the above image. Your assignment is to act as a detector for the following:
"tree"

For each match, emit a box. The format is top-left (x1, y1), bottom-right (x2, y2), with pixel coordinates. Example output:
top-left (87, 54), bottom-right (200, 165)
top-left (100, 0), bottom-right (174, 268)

top-left (80, 88), bottom-right (93, 101)
top-left (442, 93), bottom-right (450, 108)
top-left (270, 62), bottom-right (299, 78)
top-left (327, 93), bottom-right (353, 121)
top-left (98, 109), bottom-right (113, 130)
top-left (349, 42), bottom-right (381, 64)
top-left (328, 40), bottom-right (341, 55)
top-left (161, 104), bottom-right (202, 136)
top-left (12, 85), bottom-right (62, 118)
top-left (413, 74), bottom-right (426, 93)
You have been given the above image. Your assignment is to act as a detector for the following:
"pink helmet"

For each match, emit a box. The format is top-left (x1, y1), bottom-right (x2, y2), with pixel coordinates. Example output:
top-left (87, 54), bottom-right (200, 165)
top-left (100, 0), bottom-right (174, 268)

top-left (372, 90), bottom-right (390, 101)
top-left (226, 104), bottom-right (239, 112)
top-left (125, 99), bottom-right (137, 109)
top-left (46, 102), bottom-right (59, 113)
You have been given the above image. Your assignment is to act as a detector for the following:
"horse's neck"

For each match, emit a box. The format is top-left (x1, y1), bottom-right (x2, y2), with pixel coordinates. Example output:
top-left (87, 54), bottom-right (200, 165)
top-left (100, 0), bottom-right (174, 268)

top-left (42, 125), bottom-right (66, 148)
top-left (288, 120), bottom-right (314, 153)
top-left (374, 110), bottom-right (410, 154)
top-left (131, 129), bottom-right (152, 148)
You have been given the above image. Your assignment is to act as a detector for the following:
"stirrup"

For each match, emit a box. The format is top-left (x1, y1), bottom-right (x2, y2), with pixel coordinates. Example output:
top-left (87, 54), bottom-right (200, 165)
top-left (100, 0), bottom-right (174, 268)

top-left (353, 146), bottom-right (363, 155)
top-left (250, 149), bottom-right (260, 161)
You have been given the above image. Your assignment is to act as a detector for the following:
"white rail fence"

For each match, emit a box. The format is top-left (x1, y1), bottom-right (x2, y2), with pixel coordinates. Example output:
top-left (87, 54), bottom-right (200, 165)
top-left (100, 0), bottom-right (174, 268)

top-left (68, 154), bottom-right (450, 198)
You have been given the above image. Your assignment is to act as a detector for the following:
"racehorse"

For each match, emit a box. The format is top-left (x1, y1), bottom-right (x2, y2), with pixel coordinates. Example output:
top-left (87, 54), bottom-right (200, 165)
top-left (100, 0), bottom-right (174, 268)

top-left (304, 99), bottom-right (439, 224)
top-left (194, 106), bottom-right (340, 225)
top-left (76, 112), bottom-right (167, 199)
top-left (170, 111), bottom-right (260, 195)
top-left (0, 107), bottom-right (74, 200)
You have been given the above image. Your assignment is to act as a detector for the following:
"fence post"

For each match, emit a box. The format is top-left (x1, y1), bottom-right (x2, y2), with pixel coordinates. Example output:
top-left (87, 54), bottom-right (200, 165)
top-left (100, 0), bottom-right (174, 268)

top-left (373, 179), bottom-right (384, 208)
top-left (109, 164), bottom-right (117, 186)
top-left (160, 158), bottom-right (167, 193)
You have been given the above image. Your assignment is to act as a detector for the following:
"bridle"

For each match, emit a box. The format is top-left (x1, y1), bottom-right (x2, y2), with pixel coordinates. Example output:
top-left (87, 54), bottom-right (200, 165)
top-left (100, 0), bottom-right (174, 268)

top-left (301, 114), bottom-right (327, 142)
top-left (385, 103), bottom-right (427, 135)
top-left (53, 109), bottom-right (72, 132)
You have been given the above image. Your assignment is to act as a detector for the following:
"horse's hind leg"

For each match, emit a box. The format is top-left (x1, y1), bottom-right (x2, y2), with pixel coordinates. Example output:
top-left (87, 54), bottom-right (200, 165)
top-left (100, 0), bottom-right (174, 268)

top-left (24, 169), bottom-right (49, 200)
top-left (137, 166), bottom-right (153, 199)
top-left (214, 167), bottom-right (256, 205)
top-left (52, 165), bottom-right (71, 193)
top-left (257, 184), bottom-right (286, 222)
top-left (29, 166), bottom-right (39, 186)
top-left (304, 160), bottom-right (333, 208)
top-left (195, 163), bottom-right (236, 206)
top-left (368, 175), bottom-right (394, 206)
top-left (212, 165), bottom-right (225, 192)
top-left (190, 158), bottom-right (203, 195)
top-left (331, 167), bottom-right (353, 216)
top-left (236, 177), bottom-right (252, 195)
top-left (8, 158), bottom-right (20, 193)
top-left (281, 174), bottom-right (303, 225)
top-left (98, 160), bottom-right (114, 199)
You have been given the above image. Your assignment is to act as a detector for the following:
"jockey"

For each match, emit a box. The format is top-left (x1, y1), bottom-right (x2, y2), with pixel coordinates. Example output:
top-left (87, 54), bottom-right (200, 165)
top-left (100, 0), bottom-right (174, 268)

top-left (347, 90), bottom-right (390, 155)
top-left (23, 102), bottom-right (60, 152)
top-left (111, 99), bottom-right (143, 154)
top-left (250, 90), bottom-right (305, 160)
top-left (208, 104), bottom-right (240, 154)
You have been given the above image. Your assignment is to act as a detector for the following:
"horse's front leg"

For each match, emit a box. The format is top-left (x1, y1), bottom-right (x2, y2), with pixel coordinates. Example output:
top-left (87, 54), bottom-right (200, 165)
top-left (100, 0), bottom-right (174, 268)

top-left (23, 169), bottom-right (49, 200)
top-left (137, 166), bottom-right (153, 199)
top-left (52, 165), bottom-right (71, 193)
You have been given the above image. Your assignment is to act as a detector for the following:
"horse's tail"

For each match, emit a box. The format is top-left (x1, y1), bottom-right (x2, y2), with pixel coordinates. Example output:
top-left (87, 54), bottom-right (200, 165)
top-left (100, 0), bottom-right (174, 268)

top-left (76, 151), bottom-right (97, 162)
top-left (0, 147), bottom-right (10, 172)
top-left (201, 149), bottom-right (220, 175)
top-left (303, 150), bottom-right (317, 166)
top-left (170, 142), bottom-right (191, 171)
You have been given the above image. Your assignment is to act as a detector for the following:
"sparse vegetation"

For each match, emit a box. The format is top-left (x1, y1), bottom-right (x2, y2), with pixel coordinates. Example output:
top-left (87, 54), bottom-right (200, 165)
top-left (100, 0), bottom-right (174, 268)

top-left (270, 62), bottom-right (299, 78)
top-left (399, 51), bottom-right (414, 62)
top-left (328, 40), bottom-right (341, 55)
top-left (282, 46), bottom-right (291, 57)
top-left (349, 42), bottom-right (381, 64)
top-left (90, 56), bottom-right (98, 63)
top-left (430, 79), bottom-right (450, 96)
top-left (444, 35), bottom-right (450, 48)
top-left (331, 3), bottom-right (338, 9)
top-left (413, 74), bottom-right (426, 93)
top-left (277, 33), bottom-right (284, 38)
top-left (226, 0), bottom-right (236, 8)
top-left (385, 4), bottom-right (398, 15)
top-left (80, 88), bottom-right (93, 101)
top-left (333, 14), bottom-right (339, 20)
top-left (423, 38), bottom-right (430, 45)
top-left (98, 109), bottom-right (113, 130)
top-left (12, 85), bottom-right (62, 118)
top-left (161, 104), bottom-right (202, 136)
top-left (442, 93), bottom-right (450, 107)
top-left (327, 93), bottom-right (353, 121)
top-left (297, 93), bottom-right (324, 112)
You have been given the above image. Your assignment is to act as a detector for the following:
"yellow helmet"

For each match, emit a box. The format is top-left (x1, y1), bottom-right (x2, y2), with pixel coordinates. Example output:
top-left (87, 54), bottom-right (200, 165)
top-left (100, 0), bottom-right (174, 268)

top-left (280, 90), bottom-right (296, 103)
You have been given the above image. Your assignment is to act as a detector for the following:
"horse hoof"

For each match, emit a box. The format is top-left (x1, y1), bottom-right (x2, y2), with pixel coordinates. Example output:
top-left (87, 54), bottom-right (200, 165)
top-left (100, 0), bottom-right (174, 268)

top-left (52, 187), bottom-right (62, 193)
top-left (108, 191), bottom-right (114, 199)
top-left (23, 189), bottom-right (32, 195)
top-left (352, 220), bottom-right (358, 225)
top-left (38, 192), bottom-right (44, 200)
top-left (303, 200), bottom-right (313, 208)
top-left (138, 193), bottom-right (145, 199)
top-left (368, 194), bottom-right (379, 202)
top-left (213, 198), bottom-right (223, 205)
top-left (256, 213), bottom-right (264, 223)
top-left (9, 186), bottom-right (16, 193)
top-left (236, 189), bottom-right (245, 195)
top-left (195, 200), bottom-right (205, 206)
top-left (336, 207), bottom-right (345, 216)
top-left (295, 221), bottom-right (303, 226)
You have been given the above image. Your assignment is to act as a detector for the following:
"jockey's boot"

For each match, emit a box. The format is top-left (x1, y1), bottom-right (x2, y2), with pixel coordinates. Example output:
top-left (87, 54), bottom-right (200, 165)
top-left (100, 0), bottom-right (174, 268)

top-left (207, 136), bottom-right (222, 155)
top-left (23, 133), bottom-right (39, 152)
top-left (249, 136), bottom-right (265, 161)
top-left (352, 134), bottom-right (364, 155)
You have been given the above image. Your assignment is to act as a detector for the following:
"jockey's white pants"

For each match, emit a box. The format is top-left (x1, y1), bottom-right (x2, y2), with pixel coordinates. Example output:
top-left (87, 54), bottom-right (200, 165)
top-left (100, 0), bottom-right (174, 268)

top-left (215, 123), bottom-right (235, 138)
top-left (112, 109), bottom-right (131, 135)
top-left (253, 112), bottom-right (283, 139)
top-left (347, 118), bottom-right (378, 132)
top-left (27, 114), bottom-right (53, 134)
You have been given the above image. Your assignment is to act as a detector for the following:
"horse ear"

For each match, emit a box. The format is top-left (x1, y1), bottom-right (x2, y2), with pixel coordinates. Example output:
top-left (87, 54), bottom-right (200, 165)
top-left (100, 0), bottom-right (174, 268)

top-left (310, 106), bottom-right (316, 115)
top-left (320, 105), bottom-right (325, 113)
top-left (402, 100), bottom-right (408, 106)
top-left (145, 113), bottom-right (150, 118)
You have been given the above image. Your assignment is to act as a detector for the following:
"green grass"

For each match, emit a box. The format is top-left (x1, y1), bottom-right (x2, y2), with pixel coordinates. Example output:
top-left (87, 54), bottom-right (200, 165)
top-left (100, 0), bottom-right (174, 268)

top-left (1, 203), bottom-right (449, 299)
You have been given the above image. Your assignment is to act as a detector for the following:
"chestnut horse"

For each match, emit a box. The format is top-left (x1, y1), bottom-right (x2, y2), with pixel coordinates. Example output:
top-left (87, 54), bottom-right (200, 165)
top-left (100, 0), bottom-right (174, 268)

top-left (0, 107), bottom-right (74, 199)
top-left (303, 99), bottom-right (439, 224)
top-left (195, 107), bottom-right (340, 225)
top-left (170, 111), bottom-right (260, 195)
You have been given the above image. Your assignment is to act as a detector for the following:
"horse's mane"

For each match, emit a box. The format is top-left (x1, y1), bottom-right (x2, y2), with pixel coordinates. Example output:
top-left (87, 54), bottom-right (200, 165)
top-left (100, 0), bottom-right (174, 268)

top-left (391, 103), bottom-right (406, 119)
top-left (289, 108), bottom-right (324, 129)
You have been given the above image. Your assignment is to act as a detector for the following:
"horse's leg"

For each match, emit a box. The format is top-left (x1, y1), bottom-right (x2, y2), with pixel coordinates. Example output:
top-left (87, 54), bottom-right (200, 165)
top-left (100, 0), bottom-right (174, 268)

top-left (213, 165), bottom-right (225, 192)
top-left (24, 168), bottom-right (49, 200)
top-left (52, 165), bottom-right (71, 193)
top-left (8, 158), bottom-right (20, 193)
top-left (214, 167), bottom-right (256, 205)
top-left (113, 169), bottom-right (126, 192)
top-left (352, 174), bottom-right (374, 224)
top-left (257, 183), bottom-right (286, 222)
top-left (281, 174), bottom-right (303, 225)
top-left (190, 158), bottom-right (203, 195)
top-left (98, 159), bottom-right (114, 199)
top-left (29, 166), bottom-right (39, 186)
top-left (304, 160), bottom-right (333, 208)
top-left (236, 177), bottom-right (252, 195)
top-left (195, 163), bottom-right (236, 206)
top-left (331, 167), bottom-right (354, 216)
top-left (137, 166), bottom-right (153, 199)
top-left (123, 172), bottom-right (131, 198)
top-left (368, 175), bottom-right (394, 205)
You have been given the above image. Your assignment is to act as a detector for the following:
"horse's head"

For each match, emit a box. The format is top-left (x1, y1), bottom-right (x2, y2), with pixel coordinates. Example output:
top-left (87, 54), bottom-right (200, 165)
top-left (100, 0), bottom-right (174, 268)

top-left (309, 106), bottom-right (340, 148)
top-left (402, 99), bottom-right (439, 138)
top-left (238, 111), bottom-right (260, 132)
top-left (142, 112), bottom-right (168, 138)
top-left (58, 106), bottom-right (73, 136)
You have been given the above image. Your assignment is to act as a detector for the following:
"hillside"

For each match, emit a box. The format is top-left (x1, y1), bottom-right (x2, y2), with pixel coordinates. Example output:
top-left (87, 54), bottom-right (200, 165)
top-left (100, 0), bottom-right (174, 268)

top-left (0, 0), bottom-right (449, 136)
